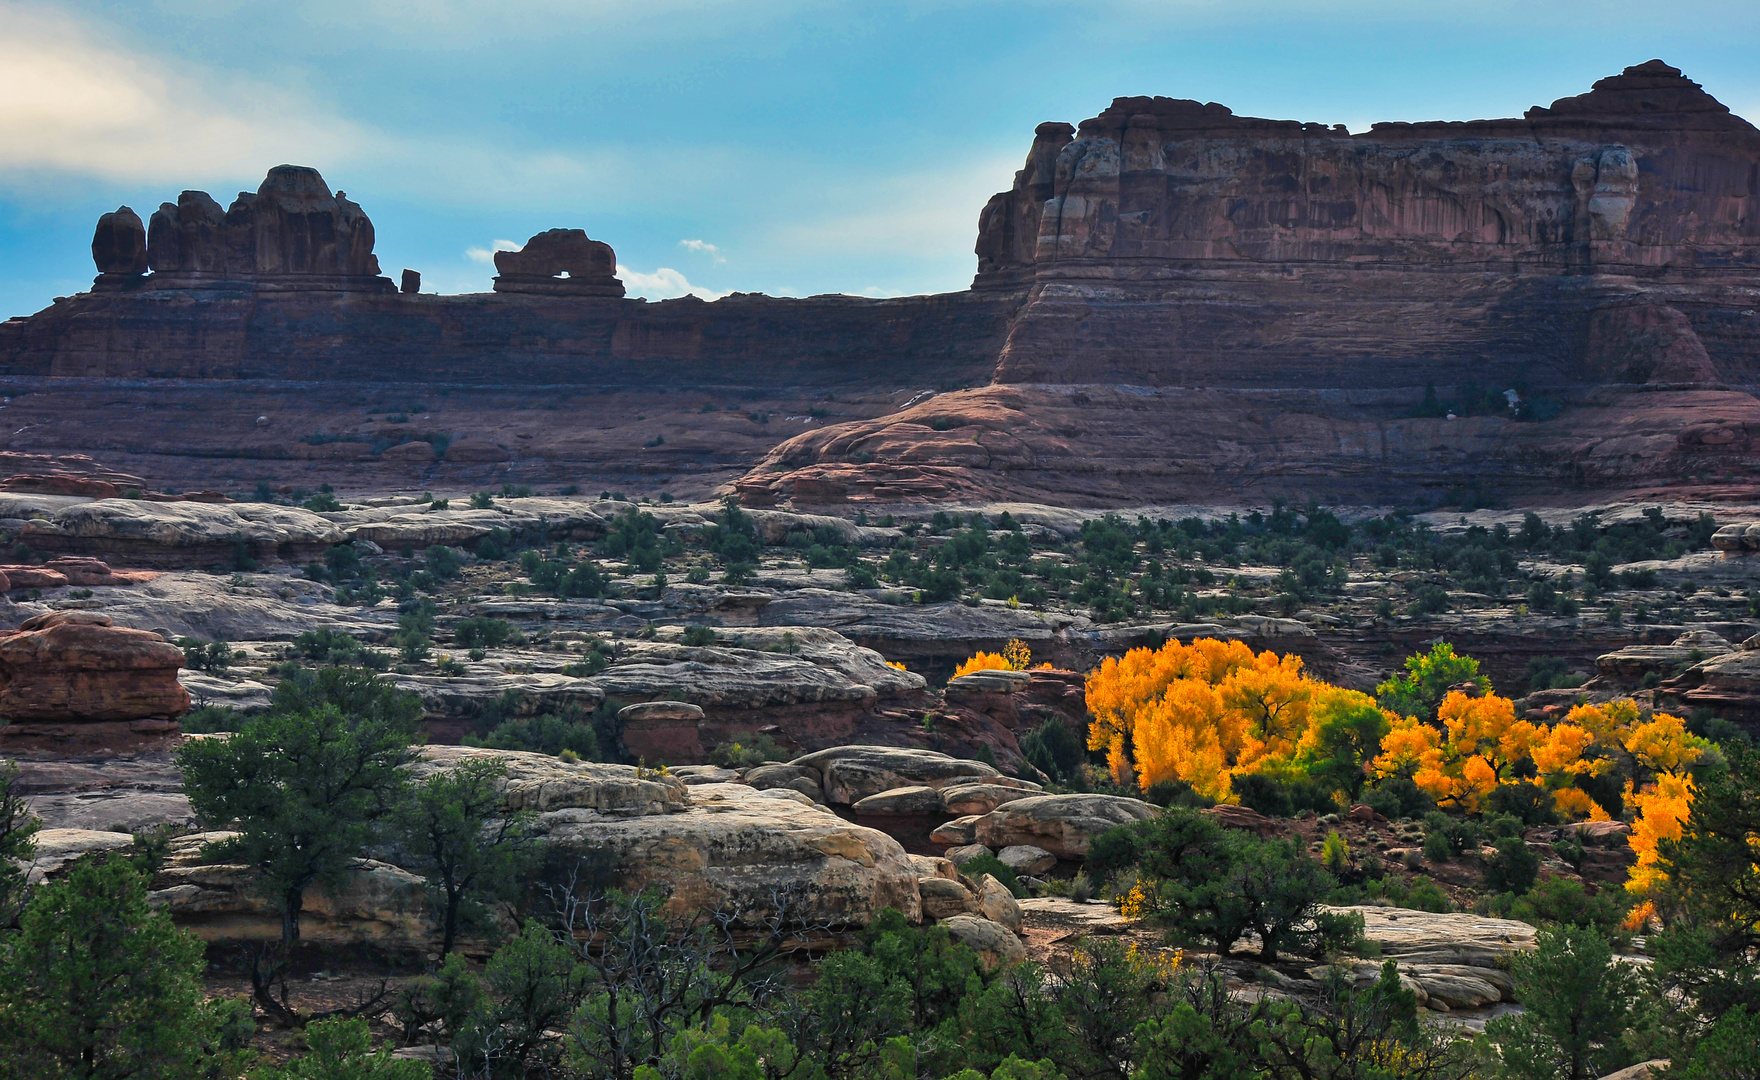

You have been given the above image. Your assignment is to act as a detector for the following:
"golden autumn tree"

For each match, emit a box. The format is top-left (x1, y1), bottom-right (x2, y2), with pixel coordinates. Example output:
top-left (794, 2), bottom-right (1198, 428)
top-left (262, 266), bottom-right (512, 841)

top-left (1085, 637), bottom-right (1259, 790)
top-left (1626, 772), bottom-right (1695, 895)
top-left (1084, 637), bottom-right (1363, 802)
top-left (952, 639), bottom-right (1033, 679)
top-left (1369, 691), bottom-right (1532, 812)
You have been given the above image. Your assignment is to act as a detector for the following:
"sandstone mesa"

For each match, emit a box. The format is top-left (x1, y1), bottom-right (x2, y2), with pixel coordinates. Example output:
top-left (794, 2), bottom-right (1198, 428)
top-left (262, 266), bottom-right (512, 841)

top-left (0, 61), bottom-right (1755, 506)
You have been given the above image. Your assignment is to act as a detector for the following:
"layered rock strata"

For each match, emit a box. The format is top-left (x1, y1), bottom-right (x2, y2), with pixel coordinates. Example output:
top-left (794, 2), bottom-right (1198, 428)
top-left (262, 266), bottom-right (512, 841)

top-left (0, 612), bottom-right (189, 738)
top-left (3, 64), bottom-right (1758, 508)
top-left (975, 61), bottom-right (1760, 389)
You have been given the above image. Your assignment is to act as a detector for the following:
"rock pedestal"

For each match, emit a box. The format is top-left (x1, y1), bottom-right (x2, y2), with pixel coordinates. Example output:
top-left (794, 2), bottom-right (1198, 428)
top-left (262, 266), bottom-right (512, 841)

top-left (493, 229), bottom-right (626, 297)
top-left (0, 611), bottom-right (188, 746)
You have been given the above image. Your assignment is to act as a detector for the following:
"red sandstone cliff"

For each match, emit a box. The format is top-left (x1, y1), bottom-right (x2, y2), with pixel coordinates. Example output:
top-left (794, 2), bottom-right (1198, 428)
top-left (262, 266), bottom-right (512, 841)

top-left (975, 61), bottom-right (1760, 388)
top-left (0, 62), bottom-right (1757, 508)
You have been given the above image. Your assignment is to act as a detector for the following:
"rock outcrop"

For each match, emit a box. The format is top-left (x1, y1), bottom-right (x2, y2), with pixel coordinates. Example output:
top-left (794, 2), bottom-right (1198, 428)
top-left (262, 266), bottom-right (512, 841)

top-left (14, 499), bottom-right (344, 568)
top-left (0, 611), bottom-right (188, 733)
top-left (493, 230), bottom-right (625, 297)
top-left (140, 166), bottom-right (387, 290)
top-left (32, 746), bottom-right (929, 951)
top-left (90, 208), bottom-right (148, 281)
top-left (1712, 521), bottom-right (1760, 552)
top-left (790, 746), bottom-right (1007, 805)
top-left (1593, 629), bottom-right (1734, 685)
top-left (3, 64), bottom-right (1759, 508)
top-left (1658, 634), bottom-right (1760, 721)
top-left (975, 61), bottom-right (1760, 390)
top-left (933, 793), bottom-right (1159, 859)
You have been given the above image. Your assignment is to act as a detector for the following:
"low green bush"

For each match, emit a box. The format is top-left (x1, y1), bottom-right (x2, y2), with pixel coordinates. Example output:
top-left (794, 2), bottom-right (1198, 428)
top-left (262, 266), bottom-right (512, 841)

top-left (465, 714), bottom-right (600, 760)
top-left (1485, 836), bottom-right (1540, 895)
top-left (956, 854), bottom-right (1027, 898)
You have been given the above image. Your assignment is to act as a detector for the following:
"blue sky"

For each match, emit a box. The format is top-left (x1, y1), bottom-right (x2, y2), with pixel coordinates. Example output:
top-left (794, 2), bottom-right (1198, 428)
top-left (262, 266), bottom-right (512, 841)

top-left (3, 1), bottom-right (1757, 319)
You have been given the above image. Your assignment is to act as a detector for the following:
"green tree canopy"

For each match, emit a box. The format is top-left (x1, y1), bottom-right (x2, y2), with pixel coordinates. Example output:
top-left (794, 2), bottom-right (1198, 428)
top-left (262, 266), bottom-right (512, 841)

top-left (393, 755), bottom-right (537, 956)
top-left (1374, 643), bottom-right (1490, 721)
top-left (178, 700), bottom-right (419, 1017)
top-left (0, 853), bottom-right (252, 1080)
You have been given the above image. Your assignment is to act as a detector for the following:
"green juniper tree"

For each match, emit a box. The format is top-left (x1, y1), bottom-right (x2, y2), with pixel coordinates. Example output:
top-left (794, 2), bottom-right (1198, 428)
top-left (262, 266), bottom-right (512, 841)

top-left (0, 760), bottom-right (40, 926)
top-left (394, 755), bottom-right (537, 957)
top-left (1486, 925), bottom-right (1634, 1080)
top-left (0, 853), bottom-right (253, 1080)
top-left (178, 691), bottom-right (419, 1021)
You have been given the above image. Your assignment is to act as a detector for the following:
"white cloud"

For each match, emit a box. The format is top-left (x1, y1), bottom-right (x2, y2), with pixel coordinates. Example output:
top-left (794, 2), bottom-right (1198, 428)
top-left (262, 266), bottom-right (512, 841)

top-left (616, 264), bottom-right (729, 301)
top-left (465, 239), bottom-right (523, 264)
top-left (679, 238), bottom-right (726, 263)
top-left (0, 4), bottom-right (363, 183)
top-left (758, 153), bottom-right (1015, 294)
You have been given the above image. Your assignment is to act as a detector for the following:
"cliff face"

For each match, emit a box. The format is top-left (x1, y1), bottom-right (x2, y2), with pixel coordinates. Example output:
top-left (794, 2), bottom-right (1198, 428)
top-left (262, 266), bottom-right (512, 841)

top-left (1, 63), bottom-right (1757, 508)
top-left (974, 61), bottom-right (1760, 388)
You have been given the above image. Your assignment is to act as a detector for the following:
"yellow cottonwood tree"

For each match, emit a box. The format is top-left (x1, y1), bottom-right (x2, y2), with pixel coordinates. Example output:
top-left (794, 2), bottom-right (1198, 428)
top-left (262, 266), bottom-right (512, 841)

top-left (1085, 637), bottom-right (1259, 788)
top-left (1627, 772), bottom-right (1696, 895)
top-left (1086, 638), bottom-right (1342, 801)
top-left (1370, 691), bottom-right (1536, 812)
top-left (952, 639), bottom-right (1034, 679)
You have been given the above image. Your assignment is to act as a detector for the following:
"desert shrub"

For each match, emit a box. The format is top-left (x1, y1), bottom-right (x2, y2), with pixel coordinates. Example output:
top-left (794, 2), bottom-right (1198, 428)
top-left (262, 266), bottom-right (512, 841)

top-left (1422, 812), bottom-right (1482, 856)
top-left (680, 624), bottom-right (716, 647)
top-left (704, 499), bottom-right (760, 565)
top-left (1020, 719), bottom-right (1086, 786)
top-left (1092, 807), bottom-right (1360, 962)
top-left (454, 616), bottom-right (520, 649)
top-left (473, 527), bottom-right (512, 560)
top-left (707, 733), bottom-right (785, 769)
top-left (1397, 875), bottom-right (1452, 912)
top-left (176, 636), bottom-right (233, 674)
top-left (1488, 781), bottom-right (1556, 826)
top-left (1485, 836), bottom-right (1540, 895)
top-left (1361, 777), bottom-right (1435, 821)
top-left (525, 554), bottom-right (607, 599)
top-left (180, 705), bottom-right (245, 733)
top-left (599, 507), bottom-right (671, 572)
top-left (260, 1015), bottom-right (425, 1079)
top-left (425, 544), bottom-right (465, 579)
top-left (956, 854), bottom-right (1027, 898)
top-left (291, 628), bottom-right (357, 663)
top-left (1486, 877), bottom-right (1628, 936)
top-left (1328, 872), bottom-right (1451, 913)
top-left (561, 646), bottom-right (612, 677)
top-left (1232, 772), bottom-right (1339, 818)
top-left (1423, 830), bottom-right (1453, 863)
top-left (467, 714), bottom-right (600, 760)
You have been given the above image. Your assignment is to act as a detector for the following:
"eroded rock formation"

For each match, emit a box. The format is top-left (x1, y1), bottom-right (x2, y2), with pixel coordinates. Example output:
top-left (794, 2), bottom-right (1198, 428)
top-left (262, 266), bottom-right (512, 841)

top-left (975, 61), bottom-right (1760, 389)
top-left (90, 207), bottom-right (148, 282)
top-left (2, 63), bottom-right (1758, 508)
top-left (493, 229), bottom-right (625, 296)
top-left (0, 612), bottom-right (188, 735)
top-left (140, 166), bottom-right (387, 290)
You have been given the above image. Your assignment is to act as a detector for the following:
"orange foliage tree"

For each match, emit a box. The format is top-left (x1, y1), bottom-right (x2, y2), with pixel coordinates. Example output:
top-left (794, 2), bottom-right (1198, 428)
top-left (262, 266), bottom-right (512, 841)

top-left (952, 639), bottom-right (1033, 679)
top-left (1369, 691), bottom-right (1712, 824)
top-left (1085, 638), bottom-right (1391, 802)
top-left (1086, 635), bottom-right (1714, 867)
